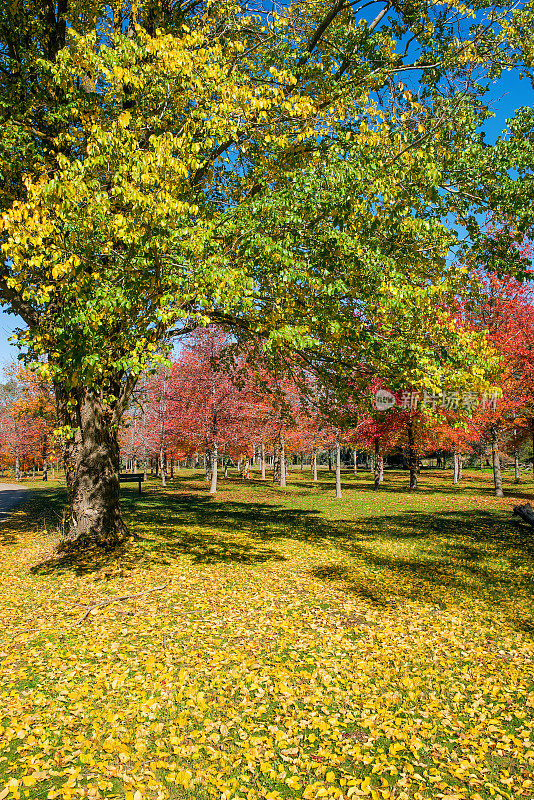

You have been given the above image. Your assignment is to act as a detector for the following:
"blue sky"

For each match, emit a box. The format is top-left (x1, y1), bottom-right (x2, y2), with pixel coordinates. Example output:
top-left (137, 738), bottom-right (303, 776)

top-left (1, 68), bottom-right (533, 374)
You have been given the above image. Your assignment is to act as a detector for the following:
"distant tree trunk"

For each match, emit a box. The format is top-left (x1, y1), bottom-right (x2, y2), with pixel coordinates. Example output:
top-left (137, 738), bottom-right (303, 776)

top-left (244, 458), bottom-right (250, 479)
top-left (15, 449), bottom-right (20, 481)
top-left (335, 439), bottom-right (342, 499)
top-left (42, 455), bottom-right (48, 481)
top-left (260, 442), bottom-right (266, 480)
top-left (300, 450), bottom-right (304, 470)
top-left (515, 447), bottom-right (520, 483)
top-left (280, 435), bottom-right (286, 488)
top-left (273, 447), bottom-right (280, 483)
top-left (491, 425), bottom-right (504, 497)
top-left (209, 445), bottom-right (218, 494)
top-left (328, 449), bottom-right (332, 471)
top-left (312, 448), bottom-right (318, 481)
top-left (32, 466), bottom-right (35, 480)
top-left (170, 458), bottom-right (174, 479)
top-left (160, 445), bottom-right (166, 487)
top-left (224, 458), bottom-right (229, 478)
top-left (379, 455), bottom-right (384, 483)
top-left (458, 454), bottom-right (463, 481)
top-left (353, 449), bottom-right (358, 474)
top-left (480, 453), bottom-right (484, 470)
top-left (453, 451), bottom-right (458, 484)
top-left (374, 437), bottom-right (380, 490)
top-left (407, 416), bottom-right (417, 490)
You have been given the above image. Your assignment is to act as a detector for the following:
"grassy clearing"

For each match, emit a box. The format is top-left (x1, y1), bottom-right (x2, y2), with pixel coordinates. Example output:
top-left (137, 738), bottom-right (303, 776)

top-left (1, 468), bottom-right (533, 800)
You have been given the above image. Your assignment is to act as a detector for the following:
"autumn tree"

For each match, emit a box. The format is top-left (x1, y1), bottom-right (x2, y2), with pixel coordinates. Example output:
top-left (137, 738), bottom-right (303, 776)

top-left (0, 0), bottom-right (528, 548)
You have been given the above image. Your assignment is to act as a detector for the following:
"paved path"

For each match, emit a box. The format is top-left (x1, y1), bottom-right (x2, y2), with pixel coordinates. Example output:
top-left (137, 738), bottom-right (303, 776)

top-left (0, 484), bottom-right (28, 523)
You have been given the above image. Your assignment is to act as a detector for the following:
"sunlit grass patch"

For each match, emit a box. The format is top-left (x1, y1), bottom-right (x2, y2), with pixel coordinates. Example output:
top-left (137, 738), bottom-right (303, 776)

top-left (0, 468), bottom-right (533, 799)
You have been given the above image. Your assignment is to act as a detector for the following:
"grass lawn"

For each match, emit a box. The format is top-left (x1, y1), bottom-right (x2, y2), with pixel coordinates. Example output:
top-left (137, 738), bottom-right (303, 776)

top-left (1, 467), bottom-right (533, 800)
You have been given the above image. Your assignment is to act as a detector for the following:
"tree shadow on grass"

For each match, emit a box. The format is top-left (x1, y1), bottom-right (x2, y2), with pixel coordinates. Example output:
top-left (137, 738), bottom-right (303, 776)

top-left (27, 484), bottom-right (534, 631)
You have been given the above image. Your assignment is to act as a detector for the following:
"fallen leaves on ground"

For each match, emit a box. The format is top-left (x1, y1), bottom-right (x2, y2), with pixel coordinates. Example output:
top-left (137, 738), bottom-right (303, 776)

top-left (0, 469), bottom-right (533, 800)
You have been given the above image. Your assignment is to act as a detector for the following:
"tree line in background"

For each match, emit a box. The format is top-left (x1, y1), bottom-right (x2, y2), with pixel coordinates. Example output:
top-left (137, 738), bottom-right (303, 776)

top-left (2, 265), bottom-right (534, 499)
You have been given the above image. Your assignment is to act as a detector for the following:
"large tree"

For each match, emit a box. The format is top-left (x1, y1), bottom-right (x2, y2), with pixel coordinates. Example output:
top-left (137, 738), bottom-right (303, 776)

top-left (0, 0), bottom-right (526, 548)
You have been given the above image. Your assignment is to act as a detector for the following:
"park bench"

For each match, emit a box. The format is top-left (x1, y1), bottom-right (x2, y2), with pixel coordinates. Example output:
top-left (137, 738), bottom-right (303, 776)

top-left (119, 473), bottom-right (144, 495)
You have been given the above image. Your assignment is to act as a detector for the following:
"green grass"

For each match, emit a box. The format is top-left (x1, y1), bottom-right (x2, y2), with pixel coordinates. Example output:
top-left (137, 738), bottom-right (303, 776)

top-left (0, 468), bottom-right (533, 800)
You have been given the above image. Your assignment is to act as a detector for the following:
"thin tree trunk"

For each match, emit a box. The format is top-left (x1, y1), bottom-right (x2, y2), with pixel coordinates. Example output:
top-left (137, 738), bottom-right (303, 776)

top-left (453, 451), bottom-right (458, 484)
top-left (491, 425), bottom-right (504, 497)
top-left (312, 448), bottom-right (318, 481)
top-left (15, 449), bottom-right (19, 481)
top-left (379, 455), bottom-right (384, 483)
top-left (374, 437), bottom-right (380, 490)
top-left (159, 445), bottom-right (166, 487)
top-left (407, 416), bottom-right (417, 490)
top-left (335, 439), bottom-right (342, 499)
top-left (300, 451), bottom-right (304, 470)
top-left (260, 442), bottom-right (266, 480)
top-left (328, 449), bottom-right (332, 471)
top-left (480, 453), bottom-right (483, 470)
top-left (515, 448), bottom-right (520, 483)
top-left (273, 448), bottom-right (280, 482)
top-left (353, 448), bottom-right (358, 474)
top-left (209, 445), bottom-right (218, 494)
top-left (280, 435), bottom-right (286, 488)
top-left (224, 458), bottom-right (229, 478)
top-left (458, 454), bottom-right (463, 481)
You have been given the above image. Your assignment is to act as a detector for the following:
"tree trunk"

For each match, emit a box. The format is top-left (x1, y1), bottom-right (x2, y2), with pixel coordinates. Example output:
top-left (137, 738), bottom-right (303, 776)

top-left (209, 445), bottom-right (218, 494)
top-left (379, 455), bottom-right (384, 483)
top-left (458, 454), bottom-right (463, 481)
top-left (272, 448), bottom-right (280, 482)
top-left (407, 416), bottom-right (417, 490)
top-left (280, 435), bottom-right (286, 488)
top-left (480, 453), bottom-right (483, 470)
top-left (335, 439), bottom-right (342, 499)
top-left (160, 445), bottom-right (166, 487)
top-left (373, 437), bottom-right (380, 490)
top-left (514, 448), bottom-right (520, 483)
top-left (353, 449), bottom-right (358, 474)
top-left (491, 425), bottom-right (504, 497)
top-left (513, 502), bottom-right (534, 527)
top-left (57, 388), bottom-right (130, 549)
top-left (453, 451), bottom-right (458, 484)
top-left (261, 442), bottom-right (266, 480)
top-left (328, 449), bottom-right (332, 471)
top-left (312, 448), bottom-right (318, 481)
top-left (15, 449), bottom-right (19, 481)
